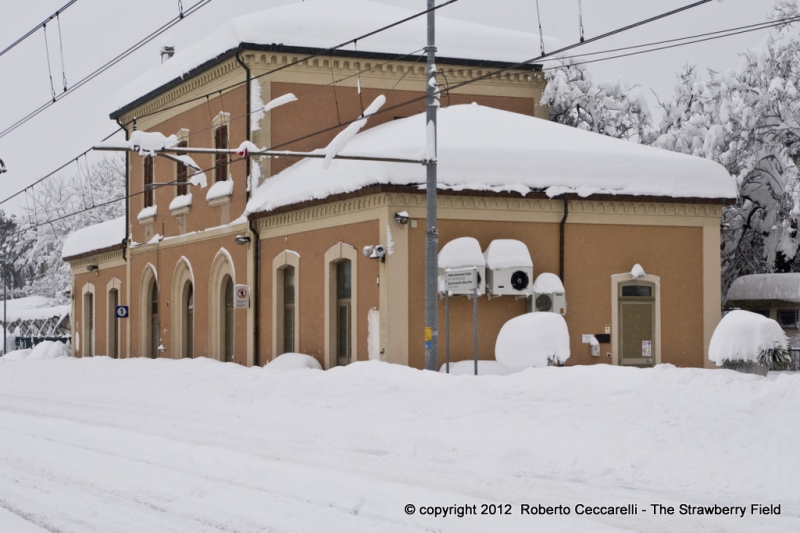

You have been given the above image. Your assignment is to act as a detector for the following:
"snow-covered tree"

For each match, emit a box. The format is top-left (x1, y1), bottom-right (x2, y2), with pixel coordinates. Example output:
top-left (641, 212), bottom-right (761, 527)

top-left (541, 60), bottom-right (655, 142)
top-left (12, 155), bottom-right (125, 301)
top-left (654, 7), bottom-right (800, 296)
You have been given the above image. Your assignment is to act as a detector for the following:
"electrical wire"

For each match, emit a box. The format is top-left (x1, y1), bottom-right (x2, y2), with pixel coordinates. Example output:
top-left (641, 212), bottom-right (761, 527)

top-left (0, 0), bottom-right (78, 59)
top-left (0, 0), bottom-right (212, 141)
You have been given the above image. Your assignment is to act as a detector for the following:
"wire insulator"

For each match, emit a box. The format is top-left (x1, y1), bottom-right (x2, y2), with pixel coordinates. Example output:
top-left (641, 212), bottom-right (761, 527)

top-left (579, 0), bottom-right (585, 42)
top-left (57, 12), bottom-right (68, 91)
top-left (178, 0), bottom-right (184, 19)
top-left (43, 23), bottom-right (57, 102)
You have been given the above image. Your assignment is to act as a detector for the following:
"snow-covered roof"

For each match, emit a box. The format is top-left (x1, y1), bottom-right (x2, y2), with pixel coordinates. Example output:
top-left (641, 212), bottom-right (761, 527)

top-left (62, 217), bottom-right (126, 260)
top-left (727, 273), bottom-right (800, 303)
top-left (0, 296), bottom-right (70, 324)
top-left (483, 240), bottom-right (533, 270)
top-left (111, 0), bottom-right (560, 114)
top-left (246, 104), bottom-right (736, 215)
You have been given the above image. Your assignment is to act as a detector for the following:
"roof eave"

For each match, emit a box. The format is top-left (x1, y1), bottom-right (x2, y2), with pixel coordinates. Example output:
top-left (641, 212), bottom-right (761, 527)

top-left (62, 242), bottom-right (125, 263)
top-left (110, 43), bottom-right (542, 120)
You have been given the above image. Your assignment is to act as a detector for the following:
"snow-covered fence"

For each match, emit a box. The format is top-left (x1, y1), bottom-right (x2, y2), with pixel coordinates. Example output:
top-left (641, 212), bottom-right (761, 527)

top-left (1, 297), bottom-right (71, 354)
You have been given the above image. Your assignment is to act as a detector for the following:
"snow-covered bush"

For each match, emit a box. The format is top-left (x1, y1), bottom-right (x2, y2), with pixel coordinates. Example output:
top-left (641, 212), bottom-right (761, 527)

top-left (495, 313), bottom-right (570, 372)
top-left (709, 310), bottom-right (790, 368)
top-left (267, 353), bottom-right (322, 370)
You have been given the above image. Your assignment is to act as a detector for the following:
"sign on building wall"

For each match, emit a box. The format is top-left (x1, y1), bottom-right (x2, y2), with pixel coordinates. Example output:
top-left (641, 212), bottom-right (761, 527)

top-left (115, 306), bottom-right (129, 319)
top-left (234, 285), bottom-right (251, 309)
top-left (642, 340), bottom-right (652, 357)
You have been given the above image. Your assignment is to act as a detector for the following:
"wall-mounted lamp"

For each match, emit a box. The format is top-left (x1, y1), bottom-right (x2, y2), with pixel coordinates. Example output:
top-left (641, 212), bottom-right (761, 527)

top-left (394, 211), bottom-right (410, 227)
top-left (234, 235), bottom-right (251, 245)
top-left (85, 264), bottom-right (99, 272)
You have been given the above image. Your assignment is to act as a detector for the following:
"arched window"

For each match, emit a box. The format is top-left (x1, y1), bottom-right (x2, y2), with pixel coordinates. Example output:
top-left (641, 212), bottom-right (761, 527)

top-left (150, 281), bottom-right (159, 358)
top-left (223, 275), bottom-right (234, 362)
top-left (83, 291), bottom-right (94, 357)
top-left (185, 283), bottom-right (194, 358)
top-left (324, 243), bottom-right (358, 369)
top-left (172, 259), bottom-right (195, 359)
top-left (335, 260), bottom-right (352, 367)
top-left (108, 288), bottom-right (119, 358)
top-left (273, 250), bottom-right (301, 359)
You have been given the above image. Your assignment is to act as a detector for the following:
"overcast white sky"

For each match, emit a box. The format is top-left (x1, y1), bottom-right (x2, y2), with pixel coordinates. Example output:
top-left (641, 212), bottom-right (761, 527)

top-left (0, 0), bottom-right (780, 214)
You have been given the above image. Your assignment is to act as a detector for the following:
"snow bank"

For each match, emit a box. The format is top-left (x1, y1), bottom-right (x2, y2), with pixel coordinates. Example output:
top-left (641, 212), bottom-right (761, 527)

top-left (438, 237), bottom-right (485, 269)
top-left (532, 272), bottom-right (564, 294)
top-left (112, 0), bottom-right (560, 112)
top-left (483, 239), bottom-right (532, 269)
top-left (2, 348), bottom-right (32, 360)
top-left (727, 273), bottom-right (800, 302)
top-left (62, 216), bottom-right (126, 259)
top-left (495, 313), bottom-right (570, 371)
top-left (267, 353), bottom-right (322, 370)
top-left (709, 310), bottom-right (787, 365)
top-left (27, 341), bottom-right (71, 360)
top-left (439, 360), bottom-right (509, 376)
top-left (246, 105), bottom-right (736, 215)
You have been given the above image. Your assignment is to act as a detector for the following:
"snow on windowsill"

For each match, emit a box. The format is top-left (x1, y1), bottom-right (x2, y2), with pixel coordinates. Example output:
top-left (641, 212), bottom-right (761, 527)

top-left (207, 180), bottom-right (233, 206)
top-left (169, 193), bottom-right (192, 216)
top-left (137, 205), bottom-right (158, 224)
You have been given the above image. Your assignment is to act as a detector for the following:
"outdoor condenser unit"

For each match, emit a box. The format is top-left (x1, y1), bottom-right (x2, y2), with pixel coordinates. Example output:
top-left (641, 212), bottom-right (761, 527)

top-left (483, 239), bottom-right (533, 298)
top-left (529, 272), bottom-right (567, 316)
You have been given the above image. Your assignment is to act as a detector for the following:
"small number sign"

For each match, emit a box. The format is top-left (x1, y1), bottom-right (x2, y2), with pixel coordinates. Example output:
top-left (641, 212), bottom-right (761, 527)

top-left (115, 306), bottom-right (129, 319)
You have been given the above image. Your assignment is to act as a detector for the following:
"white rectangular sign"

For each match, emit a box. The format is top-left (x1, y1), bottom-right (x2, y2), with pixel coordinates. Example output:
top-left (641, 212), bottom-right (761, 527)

top-left (234, 284), bottom-right (251, 309)
top-left (642, 340), bottom-right (652, 357)
top-left (445, 268), bottom-right (478, 292)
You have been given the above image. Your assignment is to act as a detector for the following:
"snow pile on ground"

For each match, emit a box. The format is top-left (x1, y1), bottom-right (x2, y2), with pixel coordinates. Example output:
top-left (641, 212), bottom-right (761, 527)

top-left (439, 360), bottom-right (509, 376)
top-left (532, 272), bottom-right (564, 294)
top-left (727, 273), bottom-right (800, 302)
top-left (111, 0), bottom-right (560, 112)
top-left (709, 310), bottom-right (787, 365)
top-left (482, 239), bottom-right (532, 269)
top-left (267, 352), bottom-right (322, 370)
top-left (0, 358), bottom-right (798, 532)
top-left (62, 216), bottom-right (126, 259)
top-left (495, 313), bottom-right (570, 371)
top-left (246, 105), bottom-right (736, 216)
top-left (3, 341), bottom-right (70, 361)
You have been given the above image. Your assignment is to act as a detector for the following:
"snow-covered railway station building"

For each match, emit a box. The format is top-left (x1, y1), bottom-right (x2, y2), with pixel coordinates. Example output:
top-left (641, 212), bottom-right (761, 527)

top-left (63, 0), bottom-right (736, 370)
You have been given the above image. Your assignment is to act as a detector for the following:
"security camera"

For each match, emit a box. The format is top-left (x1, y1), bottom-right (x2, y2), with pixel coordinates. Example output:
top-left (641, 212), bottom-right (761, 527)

top-left (369, 245), bottom-right (386, 262)
top-left (394, 211), bottom-right (409, 227)
top-left (234, 235), bottom-right (251, 245)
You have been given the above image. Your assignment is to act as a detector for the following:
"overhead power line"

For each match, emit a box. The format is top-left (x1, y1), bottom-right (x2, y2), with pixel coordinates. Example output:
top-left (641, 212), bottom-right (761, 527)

top-left (0, 0), bottom-right (78, 59)
top-left (0, 0), bottom-right (213, 141)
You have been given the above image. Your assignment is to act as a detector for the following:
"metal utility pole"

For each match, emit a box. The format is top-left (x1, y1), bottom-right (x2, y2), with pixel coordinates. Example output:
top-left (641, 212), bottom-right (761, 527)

top-left (424, 0), bottom-right (439, 371)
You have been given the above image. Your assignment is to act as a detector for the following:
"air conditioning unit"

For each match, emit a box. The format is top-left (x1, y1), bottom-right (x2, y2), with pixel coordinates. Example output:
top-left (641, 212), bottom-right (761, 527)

top-left (438, 237), bottom-right (485, 296)
top-left (483, 239), bottom-right (533, 298)
top-left (529, 272), bottom-right (567, 316)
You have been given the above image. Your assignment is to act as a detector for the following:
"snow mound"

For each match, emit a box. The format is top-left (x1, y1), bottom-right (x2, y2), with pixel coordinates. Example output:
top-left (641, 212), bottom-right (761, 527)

top-left (439, 360), bottom-right (509, 376)
top-left (495, 313), bottom-right (570, 371)
top-left (532, 272), bottom-right (564, 294)
top-left (62, 216), bottom-right (126, 259)
top-left (727, 273), bottom-right (800, 303)
top-left (267, 353), bottom-right (323, 370)
top-left (169, 193), bottom-right (192, 211)
top-left (28, 341), bottom-right (71, 360)
top-left (2, 349), bottom-right (32, 360)
top-left (112, 0), bottom-right (560, 113)
top-left (438, 237), bottom-right (485, 269)
top-left (709, 310), bottom-right (787, 365)
top-left (246, 105), bottom-right (736, 215)
top-left (631, 263), bottom-right (646, 278)
top-left (483, 239), bottom-right (532, 269)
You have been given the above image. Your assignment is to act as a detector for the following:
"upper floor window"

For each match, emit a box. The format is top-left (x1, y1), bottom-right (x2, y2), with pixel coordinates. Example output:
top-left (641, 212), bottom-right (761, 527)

top-left (175, 140), bottom-right (189, 196)
top-left (143, 155), bottom-right (154, 208)
top-left (214, 124), bottom-right (228, 183)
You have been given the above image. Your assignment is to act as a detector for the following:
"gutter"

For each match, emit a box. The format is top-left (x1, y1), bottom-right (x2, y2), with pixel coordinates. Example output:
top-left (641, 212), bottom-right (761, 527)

top-left (235, 51), bottom-right (252, 201)
top-left (559, 196), bottom-right (568, 283)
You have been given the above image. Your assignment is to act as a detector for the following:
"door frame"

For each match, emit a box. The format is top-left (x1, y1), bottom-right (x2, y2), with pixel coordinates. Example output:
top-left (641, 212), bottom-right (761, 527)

top-left (611, 272), bottom-right (661, 366)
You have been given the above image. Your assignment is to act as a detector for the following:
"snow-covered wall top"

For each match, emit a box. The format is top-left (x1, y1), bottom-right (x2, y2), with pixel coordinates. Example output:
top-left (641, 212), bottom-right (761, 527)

top-left (0, 296), bottom-right (70, 323)
top-left (62, 216), bottom-right (126, 260)
top-left (246, 105), bottom-right (736, 215)
top-left (726, 273), bottom-right (800, 303)
top-left (111, 0), bottom-right (560, 113)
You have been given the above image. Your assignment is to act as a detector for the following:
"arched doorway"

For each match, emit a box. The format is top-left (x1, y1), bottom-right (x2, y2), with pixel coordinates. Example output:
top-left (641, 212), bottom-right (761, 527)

top-left (223, 275), bottom-right (234, 362)
top-left (150, 281), bottom-right (159, 358)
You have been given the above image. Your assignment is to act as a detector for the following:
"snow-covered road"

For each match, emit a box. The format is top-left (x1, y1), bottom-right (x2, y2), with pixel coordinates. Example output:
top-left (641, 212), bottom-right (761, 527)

top-left (0, 357), bottom-right (798, 532)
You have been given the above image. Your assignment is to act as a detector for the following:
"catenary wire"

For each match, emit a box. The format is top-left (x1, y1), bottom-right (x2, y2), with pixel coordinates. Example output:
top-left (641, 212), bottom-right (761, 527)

top-left (0, 0), bottom-right (78, 59)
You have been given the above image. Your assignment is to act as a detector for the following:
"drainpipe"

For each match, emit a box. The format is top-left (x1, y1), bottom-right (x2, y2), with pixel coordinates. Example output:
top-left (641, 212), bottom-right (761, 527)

top-left (235, 51), bottom-right (252, 201)
top-left (559, 196), bottom-right (569, 282)
top-left (249, 219), bottom-right (260, 367)
top-left (237, 50), bottom-right (259, 366)
top-left (116, 118), bottom-right (129, 261)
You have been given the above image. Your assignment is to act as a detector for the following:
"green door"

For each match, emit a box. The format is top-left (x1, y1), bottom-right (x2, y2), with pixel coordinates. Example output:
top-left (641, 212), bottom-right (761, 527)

top-left (619, 283), bottom-right (655, 367)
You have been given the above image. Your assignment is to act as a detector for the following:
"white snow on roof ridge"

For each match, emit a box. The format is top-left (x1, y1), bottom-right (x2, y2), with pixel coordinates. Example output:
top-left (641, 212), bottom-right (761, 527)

top-left (111, 0), bottom-right (560, 112)
top-left (727, 273), bottom-right (800, 303)
top-left (62, 216), bottom-right (126, 260)
top-left (245, 105), bottom-right (736, 215)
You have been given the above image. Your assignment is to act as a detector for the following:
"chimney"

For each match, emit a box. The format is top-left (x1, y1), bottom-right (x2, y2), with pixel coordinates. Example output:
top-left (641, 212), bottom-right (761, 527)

top-left (160, 36), bottom-right (175, 63)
